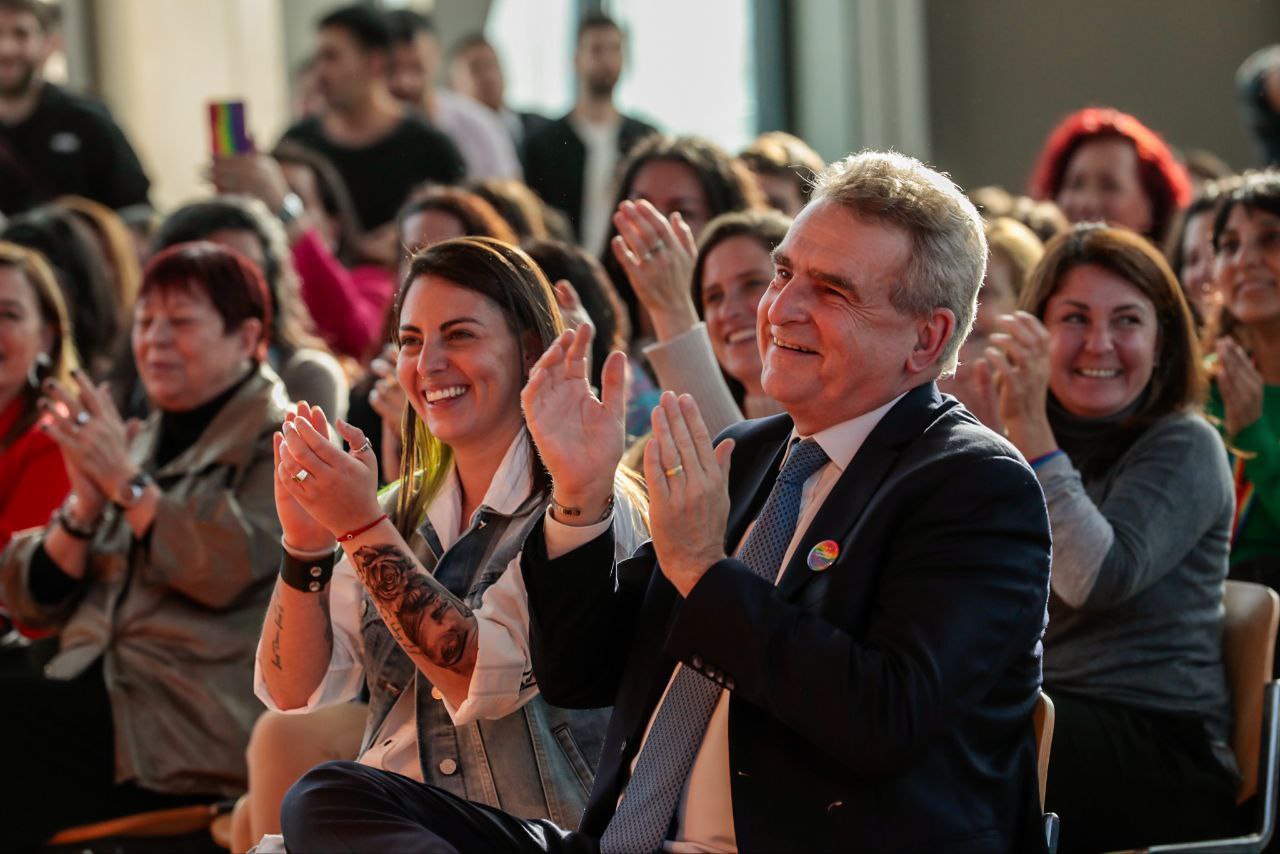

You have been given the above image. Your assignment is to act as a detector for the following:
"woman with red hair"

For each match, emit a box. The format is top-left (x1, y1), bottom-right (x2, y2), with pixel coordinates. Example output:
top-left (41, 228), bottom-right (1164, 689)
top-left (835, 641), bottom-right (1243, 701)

top-left (1030, 107), bottom-right (1193, 245)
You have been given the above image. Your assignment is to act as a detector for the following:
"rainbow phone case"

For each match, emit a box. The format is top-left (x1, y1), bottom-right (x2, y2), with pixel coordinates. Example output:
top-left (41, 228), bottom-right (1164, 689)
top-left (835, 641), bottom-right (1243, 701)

top-left (209, 100), bottom-right (252, 156)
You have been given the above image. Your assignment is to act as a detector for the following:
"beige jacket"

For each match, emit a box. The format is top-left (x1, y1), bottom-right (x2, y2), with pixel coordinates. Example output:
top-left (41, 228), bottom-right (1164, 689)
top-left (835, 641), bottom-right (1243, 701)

top-left (0, 365), bottom-right (287, 796)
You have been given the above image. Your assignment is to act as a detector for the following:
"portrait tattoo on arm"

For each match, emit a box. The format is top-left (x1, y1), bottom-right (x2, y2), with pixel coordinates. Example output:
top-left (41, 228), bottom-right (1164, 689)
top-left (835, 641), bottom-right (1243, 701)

top-left (352, 543), bottom-right (476, 672)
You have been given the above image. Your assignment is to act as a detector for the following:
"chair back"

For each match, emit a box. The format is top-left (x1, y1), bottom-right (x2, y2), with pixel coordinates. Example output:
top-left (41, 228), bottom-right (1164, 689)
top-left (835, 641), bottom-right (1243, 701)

top-left (1222, 579), bottom-right (1280, 804)
top-left (1033, 691), bottom-right (1055, 809)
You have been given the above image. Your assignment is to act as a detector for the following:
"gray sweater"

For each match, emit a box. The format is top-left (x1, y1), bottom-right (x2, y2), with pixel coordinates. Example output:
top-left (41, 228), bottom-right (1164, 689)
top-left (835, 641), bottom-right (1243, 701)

top-left (1037, 410), bottom-right (1234, 745)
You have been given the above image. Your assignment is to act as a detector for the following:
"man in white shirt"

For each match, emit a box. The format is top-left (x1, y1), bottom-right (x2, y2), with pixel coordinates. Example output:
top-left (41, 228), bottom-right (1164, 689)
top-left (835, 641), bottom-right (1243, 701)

top-left (446, 34), bottom-right (550, 159)
top-left (385, 9), bottom-right (522, 182)
top-left (280, 151), bottom-right (1053, 853)
top-left (522, 14), bottom-right (657, 252)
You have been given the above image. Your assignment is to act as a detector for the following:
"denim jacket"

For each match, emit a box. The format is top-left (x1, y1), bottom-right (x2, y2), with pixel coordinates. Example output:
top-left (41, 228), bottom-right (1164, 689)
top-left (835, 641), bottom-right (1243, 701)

top-left (359, 485), bottom-right (614, 825)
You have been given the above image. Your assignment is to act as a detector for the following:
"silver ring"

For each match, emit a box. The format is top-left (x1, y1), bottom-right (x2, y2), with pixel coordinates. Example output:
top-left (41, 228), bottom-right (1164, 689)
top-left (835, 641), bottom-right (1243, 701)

top-left (351, 439), bottom-right (372, 456)
top-left (642, 250), bottom-right (654, 262)
top-left (75, 410), bottom-right (91, 426)
top-left (291, 469), bottom-right (311, 484)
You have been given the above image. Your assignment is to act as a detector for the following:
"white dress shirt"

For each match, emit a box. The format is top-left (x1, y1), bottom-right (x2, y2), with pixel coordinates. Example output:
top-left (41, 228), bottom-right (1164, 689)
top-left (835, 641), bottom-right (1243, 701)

top-left (545, 393), bottom-right (906, 852)
top-left (570, 113), bottom-right (622, 255)
top-left (431, 89), bottom-right (523, 181)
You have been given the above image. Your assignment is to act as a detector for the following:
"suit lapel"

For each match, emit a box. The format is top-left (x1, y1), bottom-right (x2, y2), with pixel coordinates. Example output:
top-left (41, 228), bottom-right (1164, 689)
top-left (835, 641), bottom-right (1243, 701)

top-left (723, 415), bottom-right (794, 552)
top-left (776, 383), bottom-right (952, 602)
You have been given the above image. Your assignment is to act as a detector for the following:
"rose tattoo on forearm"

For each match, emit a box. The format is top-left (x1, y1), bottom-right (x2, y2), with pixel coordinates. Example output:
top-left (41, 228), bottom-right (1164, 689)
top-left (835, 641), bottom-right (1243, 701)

top-left (353, 544), bottom-right (475, 671)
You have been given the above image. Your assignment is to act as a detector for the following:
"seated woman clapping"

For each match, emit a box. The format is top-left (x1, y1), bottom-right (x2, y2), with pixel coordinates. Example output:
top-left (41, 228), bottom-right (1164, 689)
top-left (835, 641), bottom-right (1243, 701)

top-left (0, 242), bottom-right (287, 847)
top-left (0, 243), bottom-right (77, 558)
top-left (251, 237), bottom-right (647, 849)
top-left (986, 223), bottom-right (1237, 852)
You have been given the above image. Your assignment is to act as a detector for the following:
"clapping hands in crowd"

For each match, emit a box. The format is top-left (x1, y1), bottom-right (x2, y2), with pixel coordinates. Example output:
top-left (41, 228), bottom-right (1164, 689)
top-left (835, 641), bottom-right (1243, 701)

top-left (39, 372), bottom-right (142, 517)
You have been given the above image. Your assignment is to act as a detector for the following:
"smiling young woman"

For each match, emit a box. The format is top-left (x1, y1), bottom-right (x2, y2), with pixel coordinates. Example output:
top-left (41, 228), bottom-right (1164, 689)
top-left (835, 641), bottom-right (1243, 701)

top-left (1205, 173), bottom-right (1280, 618)
top-left (251, 237), bottom-right (649, 851)
top-left (0, 242), bottom-right (77, 555)
top-left (986, 223), bottom-right (1237, 851)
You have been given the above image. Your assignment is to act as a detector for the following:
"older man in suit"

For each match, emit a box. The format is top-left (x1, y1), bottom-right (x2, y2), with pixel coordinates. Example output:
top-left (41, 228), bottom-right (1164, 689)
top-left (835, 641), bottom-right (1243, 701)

top-left (281, 150), bottom-right (1052, 853)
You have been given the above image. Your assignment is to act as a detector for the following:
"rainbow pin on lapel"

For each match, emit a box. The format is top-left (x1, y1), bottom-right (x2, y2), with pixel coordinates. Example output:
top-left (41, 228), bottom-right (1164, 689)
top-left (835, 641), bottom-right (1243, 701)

top-left (807, 540), bottom-right (839, 572)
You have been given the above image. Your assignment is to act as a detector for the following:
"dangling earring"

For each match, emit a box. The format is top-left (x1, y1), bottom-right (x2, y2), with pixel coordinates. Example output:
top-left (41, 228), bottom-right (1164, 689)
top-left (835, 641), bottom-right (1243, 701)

top-left (27, 352), bottom-right (52, 390)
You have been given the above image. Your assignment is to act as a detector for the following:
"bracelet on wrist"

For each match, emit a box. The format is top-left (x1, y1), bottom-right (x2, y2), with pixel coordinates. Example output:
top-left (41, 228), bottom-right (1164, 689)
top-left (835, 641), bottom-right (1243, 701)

top-left (280, 549), bottom-right (337, 593)
top-left (1028, 449), bottom-right (1065, 470)
top-left (281, 534), bottom-right (337, 560)
top-left (57, 506), bottom-right (98, 540)
top-left (337, 513), bottom-right (390, 542)
top-left (550, 492), bottom-right (615, 524)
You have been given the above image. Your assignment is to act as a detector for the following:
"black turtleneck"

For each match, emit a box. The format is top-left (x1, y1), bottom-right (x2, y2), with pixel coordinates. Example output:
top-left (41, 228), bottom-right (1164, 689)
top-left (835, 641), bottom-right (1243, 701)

top-left (153, 365), bottom-right (257, 469)
top-left (1046, 391), bottom-right (1147, 480)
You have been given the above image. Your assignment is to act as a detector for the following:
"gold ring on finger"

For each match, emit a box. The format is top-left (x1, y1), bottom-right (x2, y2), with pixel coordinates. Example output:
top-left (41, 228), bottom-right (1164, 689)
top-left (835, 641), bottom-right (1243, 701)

top-left (664, 464), bottom-right (684, 478)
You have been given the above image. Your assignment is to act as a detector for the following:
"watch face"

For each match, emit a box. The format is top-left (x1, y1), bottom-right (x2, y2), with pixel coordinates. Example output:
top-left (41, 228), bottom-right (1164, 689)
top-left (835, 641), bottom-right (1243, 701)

top-left (120, 474), bottom-right (151, 507)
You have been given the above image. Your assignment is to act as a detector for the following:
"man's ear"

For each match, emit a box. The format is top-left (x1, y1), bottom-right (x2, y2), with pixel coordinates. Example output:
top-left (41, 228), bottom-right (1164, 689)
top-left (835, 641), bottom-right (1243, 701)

top-left (905, 307), bottom-right (955, 375)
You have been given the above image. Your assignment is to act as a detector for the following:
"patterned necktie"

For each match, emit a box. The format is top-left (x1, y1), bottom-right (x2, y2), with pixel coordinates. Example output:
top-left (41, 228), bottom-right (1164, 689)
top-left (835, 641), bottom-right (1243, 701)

top-left (599, 439), bottom-right (830, 853)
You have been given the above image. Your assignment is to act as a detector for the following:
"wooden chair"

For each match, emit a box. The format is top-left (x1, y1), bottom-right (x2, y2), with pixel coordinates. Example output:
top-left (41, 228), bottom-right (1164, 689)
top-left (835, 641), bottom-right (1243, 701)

top-left (1036, 691), bottom-right (1061, 854)
top-left (45, 802), bottom-right (224, 850)
top-left (1141, 580), bottom-right (1280, 853)
top-left (1034, 691), bottom-right (1056, 809)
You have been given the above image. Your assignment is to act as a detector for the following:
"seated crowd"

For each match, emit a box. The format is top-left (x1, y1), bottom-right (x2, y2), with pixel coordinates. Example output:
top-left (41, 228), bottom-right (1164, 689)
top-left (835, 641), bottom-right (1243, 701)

top-left (5, 0), bottom-right (1280, 851)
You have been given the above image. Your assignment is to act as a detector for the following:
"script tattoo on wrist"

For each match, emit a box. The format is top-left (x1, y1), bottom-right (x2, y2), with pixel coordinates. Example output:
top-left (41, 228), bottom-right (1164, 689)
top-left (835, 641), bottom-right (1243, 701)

top-left (270, 599), bottom-right (285, 671)
top-left (352, 544), bottom-right (474, 671)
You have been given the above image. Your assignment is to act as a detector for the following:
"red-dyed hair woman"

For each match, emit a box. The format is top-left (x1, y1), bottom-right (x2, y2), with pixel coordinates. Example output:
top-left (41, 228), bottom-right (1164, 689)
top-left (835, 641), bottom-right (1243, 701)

top-left (1029, 107), bottom-right (1193, 246)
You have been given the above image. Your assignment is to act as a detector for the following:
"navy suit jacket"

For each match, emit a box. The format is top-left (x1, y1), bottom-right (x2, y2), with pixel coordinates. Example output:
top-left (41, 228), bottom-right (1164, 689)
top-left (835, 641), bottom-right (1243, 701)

top-left (521, 383), bottom-right (1052, 853)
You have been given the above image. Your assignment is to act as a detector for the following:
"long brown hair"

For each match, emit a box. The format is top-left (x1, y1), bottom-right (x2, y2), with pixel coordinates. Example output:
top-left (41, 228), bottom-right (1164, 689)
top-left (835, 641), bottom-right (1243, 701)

top-left (392, 238), bottom-right (647, 536)
top-left (1020, 223), bottom-right (1202, 470)
top-left (0, 241), bottom-right (80, 450)
top-left (57, 195), bottom-right (143, 327)
top-left (391, 238), bottom-right (563, 538)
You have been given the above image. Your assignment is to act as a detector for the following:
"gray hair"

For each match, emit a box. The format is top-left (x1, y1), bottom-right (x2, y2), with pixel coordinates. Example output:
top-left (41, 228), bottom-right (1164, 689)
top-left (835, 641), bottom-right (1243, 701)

top-left (811, 150), bottom-right (986, 377)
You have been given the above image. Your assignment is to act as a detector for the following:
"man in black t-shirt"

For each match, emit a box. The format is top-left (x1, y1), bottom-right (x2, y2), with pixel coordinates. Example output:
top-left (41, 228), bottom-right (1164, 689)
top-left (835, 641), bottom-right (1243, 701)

top-left (0, 0), bottom-right (150, 216)
top-left (278, 5), bottom-right (464, 233)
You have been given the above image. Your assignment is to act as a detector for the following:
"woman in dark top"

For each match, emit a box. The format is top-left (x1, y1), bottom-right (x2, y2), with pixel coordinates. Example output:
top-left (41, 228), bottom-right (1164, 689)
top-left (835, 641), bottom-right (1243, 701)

top-left (0, 242), bottom-right (287, 846)
top-left (986, 223), bottom-right (1236, 851)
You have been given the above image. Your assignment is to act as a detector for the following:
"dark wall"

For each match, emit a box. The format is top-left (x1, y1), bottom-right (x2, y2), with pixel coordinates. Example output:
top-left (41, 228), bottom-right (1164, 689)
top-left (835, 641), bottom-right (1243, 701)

top-left (926, 0), bottom-right (1280, 194)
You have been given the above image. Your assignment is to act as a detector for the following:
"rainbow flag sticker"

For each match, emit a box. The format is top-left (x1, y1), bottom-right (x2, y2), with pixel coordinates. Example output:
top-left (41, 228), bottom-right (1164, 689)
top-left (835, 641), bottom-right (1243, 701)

top-left (209, 101), bottom-right (252, 156)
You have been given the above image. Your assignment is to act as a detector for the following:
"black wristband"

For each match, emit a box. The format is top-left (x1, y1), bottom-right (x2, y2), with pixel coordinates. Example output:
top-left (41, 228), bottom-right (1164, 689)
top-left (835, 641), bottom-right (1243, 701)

top-left (280, 550), bottom-right (336, 593)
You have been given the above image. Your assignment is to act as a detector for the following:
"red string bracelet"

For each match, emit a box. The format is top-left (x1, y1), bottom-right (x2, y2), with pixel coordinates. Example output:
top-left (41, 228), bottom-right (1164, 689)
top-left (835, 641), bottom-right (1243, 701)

top-left (338, 513), bottom-right (389, 542)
